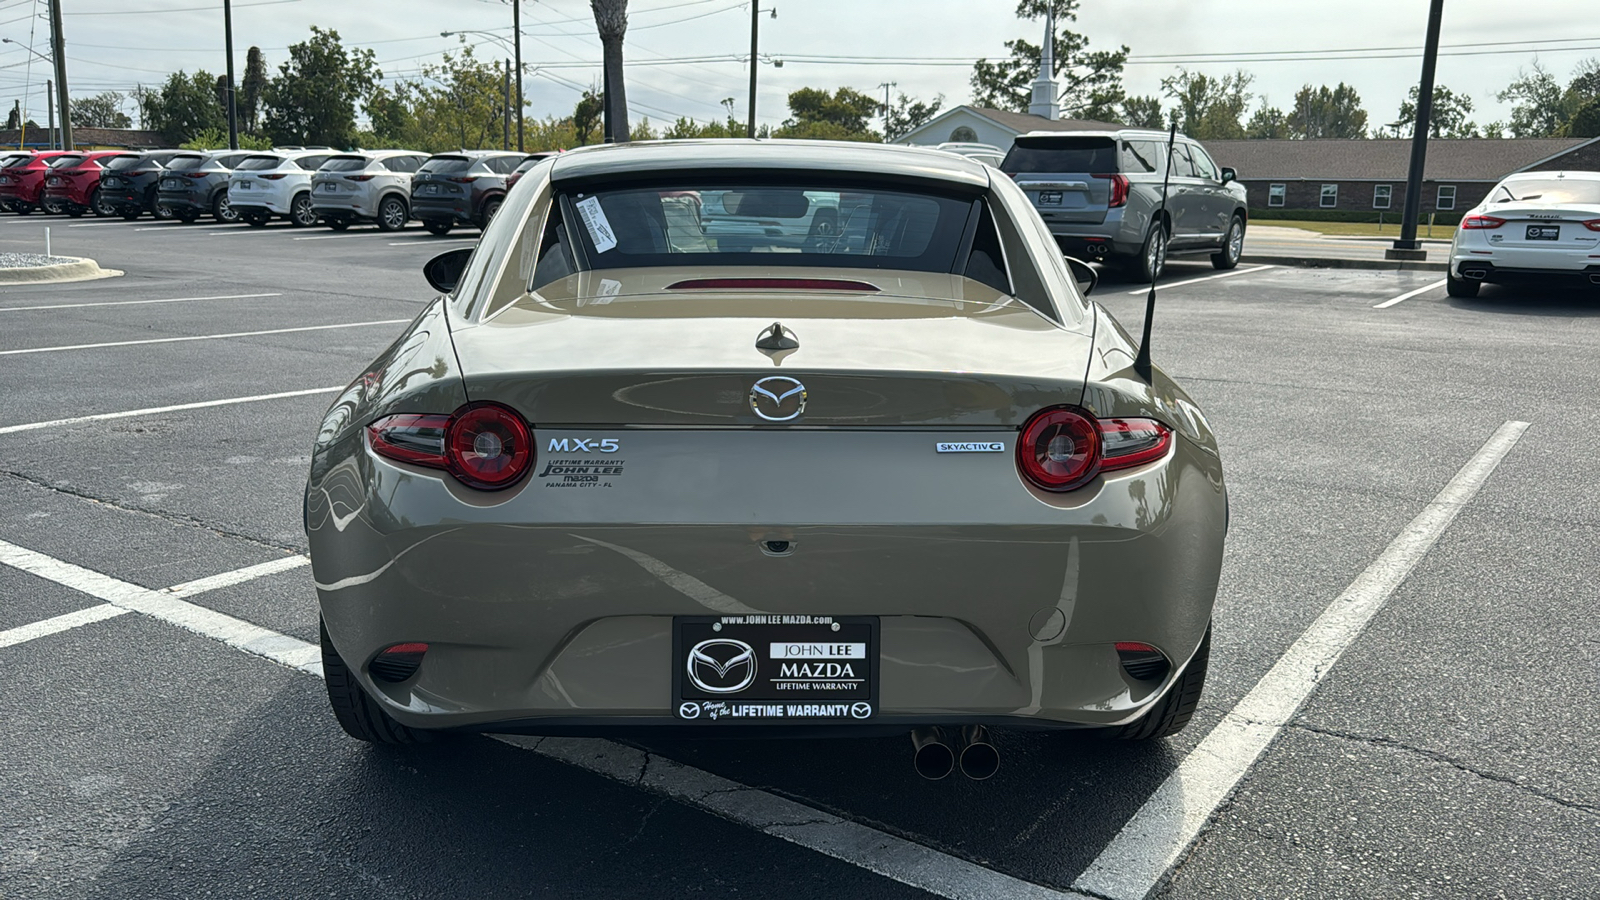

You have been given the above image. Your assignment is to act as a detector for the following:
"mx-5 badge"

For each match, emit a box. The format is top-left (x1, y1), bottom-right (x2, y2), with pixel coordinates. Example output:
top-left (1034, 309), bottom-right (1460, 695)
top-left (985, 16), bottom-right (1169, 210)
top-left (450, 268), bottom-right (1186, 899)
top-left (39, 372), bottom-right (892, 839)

top-left (686, 639), bottom-right (758, 693)
top-left (749, 376), bottom-right (807, 422)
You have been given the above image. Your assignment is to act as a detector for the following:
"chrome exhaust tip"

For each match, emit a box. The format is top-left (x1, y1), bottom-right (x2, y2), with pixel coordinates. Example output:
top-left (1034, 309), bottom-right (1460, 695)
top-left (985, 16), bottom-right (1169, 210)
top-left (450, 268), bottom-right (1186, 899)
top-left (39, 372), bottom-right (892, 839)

top-left (911, 727), bottom-right (955, 780)
top-left (1463, 269), bottom-right (1488, 280)
top-left (1588, 274), bottom-right (1600, 285)
top-left (957, 725), bottom-right (1000, 781)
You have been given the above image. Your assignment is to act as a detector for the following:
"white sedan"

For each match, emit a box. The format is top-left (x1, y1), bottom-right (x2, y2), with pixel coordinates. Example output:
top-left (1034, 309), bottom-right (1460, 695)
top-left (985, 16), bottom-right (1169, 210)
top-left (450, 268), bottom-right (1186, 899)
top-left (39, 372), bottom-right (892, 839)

top-left (1448, 170), bottom-right (1600, 298)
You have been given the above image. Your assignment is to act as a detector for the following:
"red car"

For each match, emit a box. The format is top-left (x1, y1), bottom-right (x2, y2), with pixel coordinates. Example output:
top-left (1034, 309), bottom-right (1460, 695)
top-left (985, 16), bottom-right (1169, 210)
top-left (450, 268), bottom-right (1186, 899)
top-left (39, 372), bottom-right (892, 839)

top-left (41, 150), bottom-right (126, 217)
top-left (0, 151), bottom-right (72, 214)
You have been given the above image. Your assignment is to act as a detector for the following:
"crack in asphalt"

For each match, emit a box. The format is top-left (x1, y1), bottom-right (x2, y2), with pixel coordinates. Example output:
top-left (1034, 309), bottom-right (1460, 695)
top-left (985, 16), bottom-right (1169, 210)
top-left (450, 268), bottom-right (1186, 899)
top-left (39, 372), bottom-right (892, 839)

top-left (1, 469), bottom-right (304, 555)
top-left (1286, 722), bottom-right (1600, 815)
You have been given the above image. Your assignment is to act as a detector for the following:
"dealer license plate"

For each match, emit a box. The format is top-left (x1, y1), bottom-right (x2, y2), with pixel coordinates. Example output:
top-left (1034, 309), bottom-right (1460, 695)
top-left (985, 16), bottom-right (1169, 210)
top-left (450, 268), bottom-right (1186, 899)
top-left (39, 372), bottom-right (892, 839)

top-left (1527, 225), bottom-right (1560, 240)
top-left (161, 178), bottom-right (182, 190)
top-left (236, 180), bottom-right (253, 190)
top-left (1036, 190), bottom-right (1063, 206)
top-left (674, 615), bottom-right (877, 722)
top-left (317, 182), bottom-right (336, 192)
top-left (420, 183), bottom-right (440, 194)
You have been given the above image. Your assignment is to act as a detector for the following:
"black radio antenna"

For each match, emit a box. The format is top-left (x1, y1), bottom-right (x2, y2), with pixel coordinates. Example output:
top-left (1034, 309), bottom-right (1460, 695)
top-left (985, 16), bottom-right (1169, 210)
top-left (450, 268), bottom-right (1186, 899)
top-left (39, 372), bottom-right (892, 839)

top-left (1133, 122), bottom-right (1178, 382)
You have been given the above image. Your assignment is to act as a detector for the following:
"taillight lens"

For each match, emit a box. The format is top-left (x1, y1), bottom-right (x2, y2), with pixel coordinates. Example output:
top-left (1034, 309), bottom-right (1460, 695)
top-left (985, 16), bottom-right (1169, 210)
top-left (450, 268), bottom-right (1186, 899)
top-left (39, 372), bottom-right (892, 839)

top-left (367, 403), bottom-right (534, 490)
top-left (346, 174), bottom-right (375, 182)
top-left (1583, 218), bottom-right (1600, 232)
top-left (1460, 214), bottom-right (1505, 230)
top-left (260, 173), bottom-right (288, 181)
top-left (1017, 409), bottom-right (1175, 492)
top-left (447, 176), bottom-right (478, 184)
top-left (444, 403), bottom-right (533, 489)
top-left (1094, 173), bottom-right (1130, 208)
top-left (183, 172), bottom-right (208, 179)
top-left (1017, 407), bottom-right (1101, 491)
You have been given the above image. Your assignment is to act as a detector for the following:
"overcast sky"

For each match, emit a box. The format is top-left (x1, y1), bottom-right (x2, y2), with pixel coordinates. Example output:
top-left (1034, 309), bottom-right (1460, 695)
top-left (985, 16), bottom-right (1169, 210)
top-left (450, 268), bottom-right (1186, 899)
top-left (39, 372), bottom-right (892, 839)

top-left (1, 0), bottom-right (1595, 134)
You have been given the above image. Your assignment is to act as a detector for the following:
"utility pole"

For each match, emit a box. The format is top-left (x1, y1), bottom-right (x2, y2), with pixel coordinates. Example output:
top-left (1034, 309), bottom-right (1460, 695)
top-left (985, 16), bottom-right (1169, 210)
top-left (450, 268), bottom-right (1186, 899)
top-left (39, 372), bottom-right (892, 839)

top-left (878, 81), bottom-right (897, 139)
top-left (513, 0), bottom-right (524, 152)
top-left (47, 80), bottom-right (56, 149)
top-left (747, 0), bottom-right (759, 137)
top-left (1388, 0), bottom-right (1445, 261)
top-left (503, 60), bottom-right (512, 151)
top-left (224, 0), bottom-right (238, 149)
top-left (49, 0), bottom-right (71, 150)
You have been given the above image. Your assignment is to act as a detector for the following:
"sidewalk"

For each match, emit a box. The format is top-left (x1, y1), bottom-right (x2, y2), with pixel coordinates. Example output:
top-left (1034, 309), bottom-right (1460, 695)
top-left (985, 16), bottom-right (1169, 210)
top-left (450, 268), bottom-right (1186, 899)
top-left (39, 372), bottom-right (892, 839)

top-left (1241, 224), bottom-right (1448, 271)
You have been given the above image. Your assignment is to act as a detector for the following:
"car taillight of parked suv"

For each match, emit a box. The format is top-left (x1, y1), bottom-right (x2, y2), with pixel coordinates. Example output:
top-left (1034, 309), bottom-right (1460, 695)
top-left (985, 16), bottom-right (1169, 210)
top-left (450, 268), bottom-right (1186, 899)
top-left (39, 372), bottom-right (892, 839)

top-left (41, 150), bottom-right (126, 217)
top-left (310, 149), bottom-right (430, 232)
top-left (229, 150), bottom-right (335, 227)
top-left (0, 151), bottom-right (70, 214)
top-left (159, 150), bottom-right (255, 224)
top-left (410, 150), bottom-right (525, 235)
top-left (1001, 129), bottom-right (1249, 283)
top-left (101, 150), bottom-right (190, 221)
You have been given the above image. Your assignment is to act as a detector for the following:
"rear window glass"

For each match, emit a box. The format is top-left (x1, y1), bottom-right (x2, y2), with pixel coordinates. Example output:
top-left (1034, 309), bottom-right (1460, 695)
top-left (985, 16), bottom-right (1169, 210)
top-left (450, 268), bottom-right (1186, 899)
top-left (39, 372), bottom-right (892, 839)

top-left (1003, 137), bottom-right (1118, 174)
top-left (564, 181), bottom-right (972, 273)
top-left (420, 156), bottom-right (473, 174)
top-left (103, 155), bottom-right (145, 171)
top-left (321, 156), bottom-right (371, 172)
top-left (234, 155), bottom-right (283, 171)
top-left (49, 155), bottom-right (86, 168)
top-left (168, 154), bottom-right (207, 169)
top-left (1493, 179), bottom-right (1600, 205)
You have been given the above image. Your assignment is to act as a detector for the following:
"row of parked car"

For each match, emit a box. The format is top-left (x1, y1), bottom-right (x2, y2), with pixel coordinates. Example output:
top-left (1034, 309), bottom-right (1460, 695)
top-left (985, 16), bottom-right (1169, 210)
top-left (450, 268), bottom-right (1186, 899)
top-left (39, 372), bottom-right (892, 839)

top-left (0, 146), bottom-right (555, 235)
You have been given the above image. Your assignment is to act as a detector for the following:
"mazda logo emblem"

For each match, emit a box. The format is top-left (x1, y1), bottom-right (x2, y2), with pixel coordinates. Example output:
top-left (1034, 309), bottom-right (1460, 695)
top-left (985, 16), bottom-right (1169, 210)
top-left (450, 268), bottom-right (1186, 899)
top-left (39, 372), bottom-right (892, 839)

top-left (749, 376), bottom-right (806, 422)
top-left (686, 639), bottom-right (757, 693)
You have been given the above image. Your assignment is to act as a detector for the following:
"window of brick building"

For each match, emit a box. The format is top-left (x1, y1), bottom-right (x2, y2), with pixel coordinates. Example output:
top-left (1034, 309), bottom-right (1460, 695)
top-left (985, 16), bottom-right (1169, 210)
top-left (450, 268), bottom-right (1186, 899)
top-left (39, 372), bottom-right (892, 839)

top-left (1373, 184), bottom-right (1392, 209)
top-left (1320, 184), bottom-right (1338, 208)
top-left (1269, 183), bottom-right (1285, 207)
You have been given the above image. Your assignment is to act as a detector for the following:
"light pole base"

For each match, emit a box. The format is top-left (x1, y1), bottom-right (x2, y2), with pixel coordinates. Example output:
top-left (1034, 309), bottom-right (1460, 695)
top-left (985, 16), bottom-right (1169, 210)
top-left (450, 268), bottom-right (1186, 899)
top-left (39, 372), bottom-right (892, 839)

top-left (1385, 247), bottom-right (1429, 261)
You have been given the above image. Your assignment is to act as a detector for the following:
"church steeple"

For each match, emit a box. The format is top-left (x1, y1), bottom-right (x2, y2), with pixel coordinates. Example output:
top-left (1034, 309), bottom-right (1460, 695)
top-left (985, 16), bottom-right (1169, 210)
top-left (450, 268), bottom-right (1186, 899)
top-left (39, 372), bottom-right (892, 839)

top-left (1028, 8), bottom-right (1062, 120)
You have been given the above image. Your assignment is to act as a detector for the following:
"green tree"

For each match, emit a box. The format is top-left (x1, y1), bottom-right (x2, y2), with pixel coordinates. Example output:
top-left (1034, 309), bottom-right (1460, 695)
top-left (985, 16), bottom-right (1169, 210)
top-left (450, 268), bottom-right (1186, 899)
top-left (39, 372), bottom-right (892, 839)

top-left (660, 99), bottom-right (762, 139)
top-left (1246, 105), bottom-right (1290, 139)
top-left (1394, 84), bottom-right (1477, 138)
top-left (402, 45), bottom-right (517, 152)
top-left (572, 88), bottom-right (604, 145)
top-left (180, 127), bottom-right (271, 150)
top-left (1559, 58), bottom-right (1600, 137)
top-left (775, 86), bottom-right (881, 140)
top-left (971, 0), bottom-right (1128, 120)
top-left (263, 26), bottom-right (378, 147)
top-left (1119, 95), bottom-right (1165, 129)
top-left (364, 84), bottom-right (416, 147)
top-left (1287, 83), bottom-right (1367, 139)
top-left (141, 70), bottom-right (227, 144)
top-left (885, 93), bottom-right (943, 141)
top-left (1161, 69), bottom-right (1253, 139)
top-left (591, 0), bottom-right (631, 141)
top-left (70, 91), bottom-right (131, 129)
top-left (1498, 62), bottom-right (1565, 137)
top-left (240, 46), bottom-right (268, 132)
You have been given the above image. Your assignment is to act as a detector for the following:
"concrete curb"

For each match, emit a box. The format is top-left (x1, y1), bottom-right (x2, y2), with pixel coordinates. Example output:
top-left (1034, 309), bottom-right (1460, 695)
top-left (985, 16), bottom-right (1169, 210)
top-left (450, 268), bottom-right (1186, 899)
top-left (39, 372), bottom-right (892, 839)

top-left (0, 256), bottom-right (123, 285)
top-left (1240, 254), bottom-right (1447, 273)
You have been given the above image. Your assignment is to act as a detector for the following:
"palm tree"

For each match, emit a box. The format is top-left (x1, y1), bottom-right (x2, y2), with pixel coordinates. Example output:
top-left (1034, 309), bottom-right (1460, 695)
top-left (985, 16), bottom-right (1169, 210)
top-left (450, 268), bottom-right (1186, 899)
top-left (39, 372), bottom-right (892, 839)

top-left (590, 0), bottom-right (630, 141)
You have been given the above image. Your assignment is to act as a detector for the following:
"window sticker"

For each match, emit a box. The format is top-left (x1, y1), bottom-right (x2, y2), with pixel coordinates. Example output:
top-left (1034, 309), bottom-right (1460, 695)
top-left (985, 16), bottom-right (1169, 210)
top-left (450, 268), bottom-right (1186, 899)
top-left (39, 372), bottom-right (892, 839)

top-left (575, 195), bottom-right (618, 253)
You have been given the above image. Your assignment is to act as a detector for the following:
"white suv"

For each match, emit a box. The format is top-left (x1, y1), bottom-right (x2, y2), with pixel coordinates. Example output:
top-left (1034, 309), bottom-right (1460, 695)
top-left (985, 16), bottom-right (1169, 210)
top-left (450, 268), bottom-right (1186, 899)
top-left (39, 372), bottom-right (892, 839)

top-left (1448, 170), bottom-right (1600, 298)
top-left (310, 150), bottom-right (431, 232)
top-left (229, 150), bottom-right (336, 227)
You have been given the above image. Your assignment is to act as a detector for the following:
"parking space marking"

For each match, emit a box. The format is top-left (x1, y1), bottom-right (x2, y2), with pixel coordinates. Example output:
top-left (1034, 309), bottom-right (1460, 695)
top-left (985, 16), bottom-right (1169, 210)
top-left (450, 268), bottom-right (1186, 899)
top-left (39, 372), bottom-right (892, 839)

top-left (388, 239), bottom-right (475, 246)
top-left (0, 603), bottom-right (131, 650)
top-left (0, 539), bottom-right (322, 674)
top-left (292, 233), bottom-right (382, 241)
top-left (1374, 279), bottom-right (1447, 309)
top-left (0, 291), bottom-right (283, 313)
top-left (0, 319), bottom-right (408, 356)
top-left (0, 386), bottom-right (341, 435)
top-left (163, 554), bottom-right (309, 598)
top-left (1126, 265), bottom-right (1276, 295)
top-left (66, 222), bottom-right (125, 228)
top-left (1072, 420), bottom-right (1530, 900)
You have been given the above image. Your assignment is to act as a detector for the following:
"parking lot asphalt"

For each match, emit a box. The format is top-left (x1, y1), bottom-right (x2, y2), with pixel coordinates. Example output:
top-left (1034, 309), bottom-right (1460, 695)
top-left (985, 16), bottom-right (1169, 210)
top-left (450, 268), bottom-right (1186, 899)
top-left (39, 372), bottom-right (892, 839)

top-left (1, 213), bottom-right (1596, 899)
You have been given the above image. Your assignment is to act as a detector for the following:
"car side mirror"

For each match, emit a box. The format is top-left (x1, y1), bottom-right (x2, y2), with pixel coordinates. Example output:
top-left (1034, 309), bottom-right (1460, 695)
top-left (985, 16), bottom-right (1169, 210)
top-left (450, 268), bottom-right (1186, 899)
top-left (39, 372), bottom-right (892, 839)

top-left (424, 247), bottom-right (473, 294)
top-left (1064, 256), bottom-right (1098, 296)
top-left (1220, 167), bottom-right (1237, 183)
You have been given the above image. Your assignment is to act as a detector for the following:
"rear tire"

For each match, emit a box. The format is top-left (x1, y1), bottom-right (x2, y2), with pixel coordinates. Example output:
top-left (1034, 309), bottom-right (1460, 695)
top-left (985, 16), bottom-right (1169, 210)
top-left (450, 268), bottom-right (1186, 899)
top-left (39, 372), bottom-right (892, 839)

top-left (290, 192), bottom-right (317, 227)
top-left (478, 197), bottom-right (502, 230)
top-left (377, 195), bottom-right (408, 232)
top-left (1446, 270), bottom-right (1480, 298)
top-left (321, 620), bottom-right (433, 745)
top-left (1134, 223), bottom-right (1168, 284)
top-left (91, 188), bottom-right (115, 217)
top-left (423, 219), bottom-right (453, 236)
top-left (212, 192), bottom-right (239, 224)
top-left (1211, 215), bottom-right (1244, 270)
top-left (1112, 625), bottom-right (1210, 741)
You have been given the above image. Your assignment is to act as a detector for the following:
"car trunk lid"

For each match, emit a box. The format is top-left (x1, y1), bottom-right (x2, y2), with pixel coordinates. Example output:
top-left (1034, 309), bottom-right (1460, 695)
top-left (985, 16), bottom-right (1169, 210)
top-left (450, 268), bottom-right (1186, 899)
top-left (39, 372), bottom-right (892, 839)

top-left (1474, 202), bottom-right (1600, 250)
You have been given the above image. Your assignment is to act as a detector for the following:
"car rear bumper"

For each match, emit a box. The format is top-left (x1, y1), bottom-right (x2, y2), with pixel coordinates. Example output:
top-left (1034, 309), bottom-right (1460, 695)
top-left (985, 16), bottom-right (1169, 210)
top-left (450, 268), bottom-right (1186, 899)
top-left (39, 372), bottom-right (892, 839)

top-left (312, 192), bottom-right (381, 219)
top-left (158, 188), bottom-right (209, 210)
top-left (411, 196), bottom-right (474, 224)
top-left (309, 430), bottom-right (1226, 734)
top-left (1452, 259), bottom-right (1600, 286)
top-left (42, 186), bottom-right (91, 206)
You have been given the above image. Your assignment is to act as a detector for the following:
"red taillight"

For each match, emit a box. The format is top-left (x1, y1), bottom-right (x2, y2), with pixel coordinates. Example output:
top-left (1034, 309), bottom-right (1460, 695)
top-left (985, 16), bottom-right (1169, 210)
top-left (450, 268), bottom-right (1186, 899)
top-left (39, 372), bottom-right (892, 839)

top-left (1460, 214), bottom-right (1505, 230)
top-left (183, 172), bottom-right (208, 179)
top-left (1094, 173), bottom-right (1130, 208)
top-left (370, 642), bottom-right (428, 682)
top-left (445, 403), bottom-right (533, 490)
top-left (1114, 641), bottom-right (1158, 653)
top-left (1017, 409), bottom-right (1174, 492)
top-left (1584, 218), bottom-right (1600, 232)
top-left (1017, 407), bottom-right (1101, 492)
top-left (666, 277), bottom-right (879, 292)
top-left (346, 174), bottom-right (375, 182)
top-left (367, 413), bottom-right (450, 466)
top-left (447, 176), bottom-right (478, 184)
top-left (260, 173), bottom-right (288, 181)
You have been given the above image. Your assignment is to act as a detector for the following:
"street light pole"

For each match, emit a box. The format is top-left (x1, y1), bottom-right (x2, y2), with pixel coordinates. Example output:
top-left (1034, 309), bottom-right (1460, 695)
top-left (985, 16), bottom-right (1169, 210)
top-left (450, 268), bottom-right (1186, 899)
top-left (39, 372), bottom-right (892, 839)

top-left (224, 0), bottom-right (238, 149)
top-left (1388, 0), bottom-right (1445, 260)
top-left (47, 80), bottom-right (56, 149)
top-left (48, 0), bottom-right (71, 151)
top-left (513, 0), bottom-right (523, 152)
top-left (747, 0), bottom-right (759, 138)
top-left (503, 59), bottom-right (512, 151)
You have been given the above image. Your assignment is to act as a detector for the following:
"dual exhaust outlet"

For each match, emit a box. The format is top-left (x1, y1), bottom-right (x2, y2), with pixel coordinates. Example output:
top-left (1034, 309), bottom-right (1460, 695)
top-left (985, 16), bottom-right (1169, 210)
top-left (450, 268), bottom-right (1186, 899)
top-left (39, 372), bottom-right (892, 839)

top-left (1461, 270), bottom-right (1600, 285)
top-left (911, 726), bottom-right (999, 781)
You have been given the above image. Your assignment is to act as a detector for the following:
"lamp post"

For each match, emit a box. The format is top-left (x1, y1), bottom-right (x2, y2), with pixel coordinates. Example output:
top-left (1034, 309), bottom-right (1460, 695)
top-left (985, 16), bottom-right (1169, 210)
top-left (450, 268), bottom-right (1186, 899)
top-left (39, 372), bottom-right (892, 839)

top-left (224, 0), bottom-right (238, 149)
top-left (512, 0), bottom-right (523, 152)
top-left (48, 0), bottom-right (71, 150)
top-left (1387, 0), bottom-right (1446, 262)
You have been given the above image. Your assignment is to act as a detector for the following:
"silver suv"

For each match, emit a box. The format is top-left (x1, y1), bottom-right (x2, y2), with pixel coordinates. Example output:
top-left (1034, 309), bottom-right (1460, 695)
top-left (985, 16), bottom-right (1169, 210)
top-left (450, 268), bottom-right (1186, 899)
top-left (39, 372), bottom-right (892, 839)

top-left (310, 149), bottom-right (431, 232)
top-left (1002, 129), bottom-right (1249, 282)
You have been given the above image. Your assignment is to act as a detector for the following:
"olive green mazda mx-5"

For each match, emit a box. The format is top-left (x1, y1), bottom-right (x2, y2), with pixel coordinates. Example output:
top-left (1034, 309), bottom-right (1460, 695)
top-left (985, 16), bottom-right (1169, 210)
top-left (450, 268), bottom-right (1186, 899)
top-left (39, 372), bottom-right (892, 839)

top-left (305, 139), bottom-right (1226, 776)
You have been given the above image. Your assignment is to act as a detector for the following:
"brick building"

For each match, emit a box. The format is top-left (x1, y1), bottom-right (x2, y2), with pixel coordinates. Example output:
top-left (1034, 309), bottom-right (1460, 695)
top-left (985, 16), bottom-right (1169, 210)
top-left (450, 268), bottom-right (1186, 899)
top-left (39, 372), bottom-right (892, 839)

top-left (1205, 137), bottom-right (1600, 220)
top-left (0, 127), bottom-right (166, 150)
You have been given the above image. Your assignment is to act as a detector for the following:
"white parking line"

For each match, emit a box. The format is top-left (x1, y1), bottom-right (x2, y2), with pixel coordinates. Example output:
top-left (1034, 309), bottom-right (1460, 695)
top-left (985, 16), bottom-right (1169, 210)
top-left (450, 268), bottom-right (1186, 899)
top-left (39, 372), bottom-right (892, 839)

top-left (1373, 278), bottom-right (1447, 309)
top-left (0, 386), bottom-right (341, 435)
top-left (0, 319), bottom-right (407, 356)
top-left (0, 291), bottom-right (283, 313)
top-left (1072, 420), bottom-right (1530, 900)
top-left (1126, 265), bottom-right (1276, 295)
top-left (164, 555), bottom-right (309, 598)
top-left (0, 539), bottom-right (322, 672)
top-left (65, 222), bottom-right (124, 228)
top-left (388, 239), bottom-right (475, 246)
top-left (0, 603), bottom-right (131, 650)
top-left (292, 233), bottom-right (378, 241)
